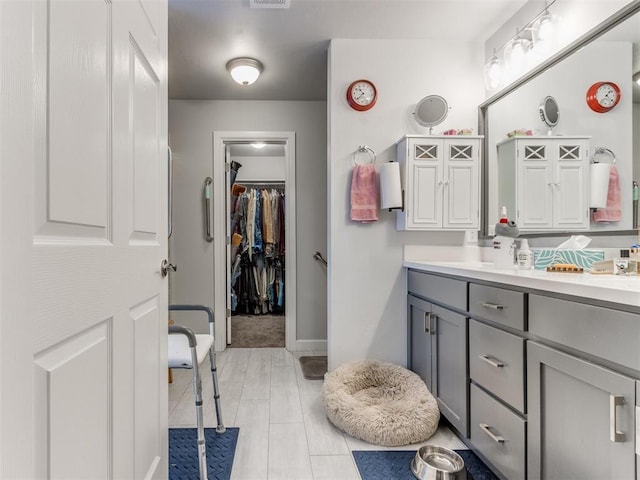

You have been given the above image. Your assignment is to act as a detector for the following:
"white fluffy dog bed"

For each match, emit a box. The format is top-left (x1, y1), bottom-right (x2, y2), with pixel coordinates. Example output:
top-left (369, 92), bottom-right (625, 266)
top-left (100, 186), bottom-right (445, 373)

top-left (322, 359), bottom-right (440, 446)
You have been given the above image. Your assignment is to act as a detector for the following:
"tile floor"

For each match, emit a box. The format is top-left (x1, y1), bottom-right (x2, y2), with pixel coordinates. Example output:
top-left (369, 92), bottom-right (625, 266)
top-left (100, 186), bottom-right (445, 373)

top-left (168, 347), bottom-right (466, 480)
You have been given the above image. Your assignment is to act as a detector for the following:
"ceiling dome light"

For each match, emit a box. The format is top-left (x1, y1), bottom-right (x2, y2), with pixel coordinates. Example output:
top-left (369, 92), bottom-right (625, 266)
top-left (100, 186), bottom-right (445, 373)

top-left (226, 57), bottom-right (263, 86)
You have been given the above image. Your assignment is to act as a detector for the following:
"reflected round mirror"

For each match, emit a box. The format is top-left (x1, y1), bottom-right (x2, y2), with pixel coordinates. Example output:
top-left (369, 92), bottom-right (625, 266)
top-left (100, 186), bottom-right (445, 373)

top-left (414, 95), bottom-right (449, 133)
top-left (538, 96), bottom-right (559, 133)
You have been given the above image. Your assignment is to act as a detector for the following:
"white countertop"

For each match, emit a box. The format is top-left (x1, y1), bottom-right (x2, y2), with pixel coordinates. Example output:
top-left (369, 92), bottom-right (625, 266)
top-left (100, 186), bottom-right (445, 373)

top-left (403, 259), bottom-right (640, 308)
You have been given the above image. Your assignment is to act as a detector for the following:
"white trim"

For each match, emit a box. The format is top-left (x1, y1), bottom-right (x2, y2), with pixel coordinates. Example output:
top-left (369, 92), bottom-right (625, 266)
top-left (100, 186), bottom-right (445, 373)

top-left (212, 131), bottom-right (296, 352)
top-left (294, 340), bottom-right (327, 353)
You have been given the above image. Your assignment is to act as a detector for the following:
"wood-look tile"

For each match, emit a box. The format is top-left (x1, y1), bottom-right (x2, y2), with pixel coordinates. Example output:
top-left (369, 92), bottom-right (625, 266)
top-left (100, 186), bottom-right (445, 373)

top-left (268, 423), bottom-right (313, 480)
top-left (310, 455), bottom-right (361, 480)
top-left (269, 366), bottom-right (303, 423)
top-left (301, 394), bottom-right (349, 455)
top-left (241, 348), bottom-right (272, 400)
top-left (218, 347), bottom-right (251, 383)
top-left (271, 347), bottom-right (294, 367)
top-left (230, 399), bottom-right (270, 480)
top-left (205, 379), bottom-right (244, 428)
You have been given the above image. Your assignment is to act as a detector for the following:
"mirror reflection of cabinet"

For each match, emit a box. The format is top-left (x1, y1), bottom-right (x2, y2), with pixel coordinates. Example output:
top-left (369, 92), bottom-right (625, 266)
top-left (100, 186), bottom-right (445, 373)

top-left (497, 136), bottom-right (590, 231)
top-left (396, 135), bottom-right (482, 231)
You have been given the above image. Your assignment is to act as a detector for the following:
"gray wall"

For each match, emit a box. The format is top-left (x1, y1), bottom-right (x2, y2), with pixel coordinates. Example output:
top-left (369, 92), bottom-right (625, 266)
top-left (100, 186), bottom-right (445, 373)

top-left (168, 100), bottom-right (327, 344)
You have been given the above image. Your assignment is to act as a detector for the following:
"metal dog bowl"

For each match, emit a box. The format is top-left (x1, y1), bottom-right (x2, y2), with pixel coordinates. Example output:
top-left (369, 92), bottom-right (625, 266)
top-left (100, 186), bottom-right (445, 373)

top-left (411, 445), bottom-right (467, 480)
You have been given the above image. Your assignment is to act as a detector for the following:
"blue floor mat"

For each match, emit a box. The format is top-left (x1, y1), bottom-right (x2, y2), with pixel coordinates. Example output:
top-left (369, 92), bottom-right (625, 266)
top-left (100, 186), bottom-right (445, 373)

top-left (352, 449), bottom-right (498, 480)
top-left (169, 428), bottom-right (239, 480)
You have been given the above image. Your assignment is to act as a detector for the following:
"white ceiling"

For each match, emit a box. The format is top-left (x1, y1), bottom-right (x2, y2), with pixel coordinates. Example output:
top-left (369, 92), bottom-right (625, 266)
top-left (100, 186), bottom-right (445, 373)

top-left (168, 0), bottom-right (528, 100)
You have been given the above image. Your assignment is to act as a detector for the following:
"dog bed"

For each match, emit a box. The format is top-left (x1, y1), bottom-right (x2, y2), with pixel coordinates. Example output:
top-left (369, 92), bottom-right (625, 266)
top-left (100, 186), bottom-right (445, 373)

top-left (322, 359), bottom-right (440, 446)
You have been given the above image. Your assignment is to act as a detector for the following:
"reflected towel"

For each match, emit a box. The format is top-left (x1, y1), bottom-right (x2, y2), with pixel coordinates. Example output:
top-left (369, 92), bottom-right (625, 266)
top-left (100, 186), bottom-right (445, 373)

top-left (592, 165), bottom-right (621, 223)
top-left (350, 164), bottom-right (378, 222)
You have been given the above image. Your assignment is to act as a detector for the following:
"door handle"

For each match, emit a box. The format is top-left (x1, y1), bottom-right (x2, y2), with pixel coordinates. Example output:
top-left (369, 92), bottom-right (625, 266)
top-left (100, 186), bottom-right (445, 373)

top-left (610, 394), bottom-right (626, 442)
top-left (161, 259), bottom-right (177, 278)
top-left (423, 312), bottom-right (436, 335)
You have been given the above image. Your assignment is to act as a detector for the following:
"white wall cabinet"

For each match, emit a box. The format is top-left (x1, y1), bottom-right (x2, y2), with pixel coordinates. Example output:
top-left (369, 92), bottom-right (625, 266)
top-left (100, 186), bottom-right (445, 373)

top-left (497, 136), bottom-right (590, 231)
top-left (396, 135), bottom-right (482, 231)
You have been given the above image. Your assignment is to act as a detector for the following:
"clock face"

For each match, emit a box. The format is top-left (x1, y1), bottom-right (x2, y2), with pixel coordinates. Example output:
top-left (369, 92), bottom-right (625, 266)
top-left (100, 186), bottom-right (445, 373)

top-left (347, 80), bottom-right (377, 111)
top-left (586, 81), bottom-right (621, 112)
top-left (595, 83), bottom-right (618, 107)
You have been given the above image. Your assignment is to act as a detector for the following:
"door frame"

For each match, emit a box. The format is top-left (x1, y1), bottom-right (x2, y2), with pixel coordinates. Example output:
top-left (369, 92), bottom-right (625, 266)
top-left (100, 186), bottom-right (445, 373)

top-left (212, 131), bottom-right (296, 351)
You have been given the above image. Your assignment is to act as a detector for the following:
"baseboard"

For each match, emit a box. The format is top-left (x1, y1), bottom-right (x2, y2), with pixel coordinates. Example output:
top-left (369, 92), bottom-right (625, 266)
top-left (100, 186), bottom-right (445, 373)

top-left (293, 339), bottom-right (327, 353)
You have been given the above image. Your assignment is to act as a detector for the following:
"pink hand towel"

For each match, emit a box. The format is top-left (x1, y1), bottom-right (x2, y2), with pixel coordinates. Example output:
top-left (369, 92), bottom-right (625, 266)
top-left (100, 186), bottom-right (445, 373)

top-left (592, 164), bottom-right (621, 223)
top-left (350, 164), bottom-right (378, 222)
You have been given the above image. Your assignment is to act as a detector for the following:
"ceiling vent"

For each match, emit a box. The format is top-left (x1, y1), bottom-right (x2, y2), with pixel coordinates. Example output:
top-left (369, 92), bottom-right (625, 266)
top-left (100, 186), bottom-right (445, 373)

top-left (250, 0), bottom-right (290, 8)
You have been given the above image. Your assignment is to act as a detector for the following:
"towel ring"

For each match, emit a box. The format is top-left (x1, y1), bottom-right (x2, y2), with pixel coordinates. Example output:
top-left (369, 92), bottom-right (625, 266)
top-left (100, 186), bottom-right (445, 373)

top-left (591, 147), bottom-right (616, 164)
top-left (352, 146), bottom-right (376, 165)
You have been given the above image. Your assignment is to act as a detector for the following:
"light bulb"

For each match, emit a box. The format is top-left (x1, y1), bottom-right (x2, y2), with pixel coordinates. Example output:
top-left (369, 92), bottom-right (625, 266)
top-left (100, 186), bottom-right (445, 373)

top-left (504, 36), bottom-right (531, 75)
top-left (483, 56), bottom-right (503, 91)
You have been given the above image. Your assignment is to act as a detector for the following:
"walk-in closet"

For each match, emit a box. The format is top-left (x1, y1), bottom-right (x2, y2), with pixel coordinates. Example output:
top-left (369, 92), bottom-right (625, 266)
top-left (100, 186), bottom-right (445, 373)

top-left (227, 142), bottom-right (287, 348)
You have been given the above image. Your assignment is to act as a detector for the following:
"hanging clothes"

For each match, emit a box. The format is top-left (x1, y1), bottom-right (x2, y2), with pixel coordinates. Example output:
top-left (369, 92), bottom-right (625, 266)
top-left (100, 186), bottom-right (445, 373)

top-left (230, 185), bottom-right (285, 315)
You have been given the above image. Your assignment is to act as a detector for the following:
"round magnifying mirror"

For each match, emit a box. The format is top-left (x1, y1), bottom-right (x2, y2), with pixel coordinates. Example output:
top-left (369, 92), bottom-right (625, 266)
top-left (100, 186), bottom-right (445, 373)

top-left (414, 95), bottom-right (449, 134)
top-left (538, 96), bottom-right (559, 134)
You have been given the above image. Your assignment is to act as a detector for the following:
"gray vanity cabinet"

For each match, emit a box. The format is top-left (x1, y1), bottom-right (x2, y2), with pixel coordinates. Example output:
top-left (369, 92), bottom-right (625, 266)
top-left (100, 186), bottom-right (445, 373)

top-left (408, 294), bottom-right (434, 389)
top-left (407, 271), bottom-right (468, 436)
top-left (528, 342), bottom-right (636, 480)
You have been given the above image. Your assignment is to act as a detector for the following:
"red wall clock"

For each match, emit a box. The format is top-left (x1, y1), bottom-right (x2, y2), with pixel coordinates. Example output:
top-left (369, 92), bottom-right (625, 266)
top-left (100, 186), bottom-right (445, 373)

top-left (586, 81), bottom-right (621, 113)
top-left (346, 79), bottom-right (377, 111)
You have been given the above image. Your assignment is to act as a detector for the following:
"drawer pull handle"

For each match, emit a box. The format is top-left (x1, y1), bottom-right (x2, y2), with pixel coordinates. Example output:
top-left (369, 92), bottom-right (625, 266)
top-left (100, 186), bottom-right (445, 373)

top-left (481, 302), bottom-right (504, 310)
top-left (610, 395), bottom-right (626, 443)
top-left (479, 423), bottom-right (505, 444)
top-left (479, 354), bottom-right (504, 368)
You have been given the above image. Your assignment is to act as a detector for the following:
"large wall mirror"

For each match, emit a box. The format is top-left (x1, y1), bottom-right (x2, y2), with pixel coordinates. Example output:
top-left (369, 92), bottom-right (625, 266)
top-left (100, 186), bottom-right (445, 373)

top-left (480, 2), bottom-right (640, 237)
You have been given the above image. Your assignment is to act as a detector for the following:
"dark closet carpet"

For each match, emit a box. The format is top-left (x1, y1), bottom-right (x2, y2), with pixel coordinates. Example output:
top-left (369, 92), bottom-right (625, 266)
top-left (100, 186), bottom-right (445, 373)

top-left (230, 315), bottom-right (285, 348)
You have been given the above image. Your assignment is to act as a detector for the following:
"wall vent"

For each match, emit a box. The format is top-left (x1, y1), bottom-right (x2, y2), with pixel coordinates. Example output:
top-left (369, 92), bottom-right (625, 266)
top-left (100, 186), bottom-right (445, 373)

top-left (250, 0), bottom-right (290, 8)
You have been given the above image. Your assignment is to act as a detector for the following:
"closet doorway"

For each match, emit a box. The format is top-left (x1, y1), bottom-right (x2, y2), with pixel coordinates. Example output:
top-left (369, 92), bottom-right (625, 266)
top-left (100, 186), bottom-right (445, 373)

top-left (212, 132), bottom-right (296, 351)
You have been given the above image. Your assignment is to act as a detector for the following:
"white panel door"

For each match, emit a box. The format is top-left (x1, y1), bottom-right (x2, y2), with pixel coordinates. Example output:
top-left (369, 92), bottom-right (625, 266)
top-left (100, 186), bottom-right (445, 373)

top-left (517, 141), bottom-right (553, 230)
top-left (554, 141), bottom-right (589, 230)
top-left (0, 1), bottom-right (168, 478)
top-left (443, 140), bottom-right (479, 229)
top-left (412, 163), bottom-right (441, 228)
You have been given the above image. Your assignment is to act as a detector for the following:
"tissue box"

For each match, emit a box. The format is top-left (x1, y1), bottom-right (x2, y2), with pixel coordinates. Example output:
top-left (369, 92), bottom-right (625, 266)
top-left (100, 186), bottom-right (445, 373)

top-left (533, 249), bottom-right (605, 270)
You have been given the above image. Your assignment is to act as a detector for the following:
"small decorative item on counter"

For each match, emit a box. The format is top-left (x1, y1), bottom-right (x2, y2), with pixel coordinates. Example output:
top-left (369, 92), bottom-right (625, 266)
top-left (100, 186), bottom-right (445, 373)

top-left (506, 129), bottom-right (533, 138)
top-left (493, 206), bottom-right (519, 268)
top-left (442, 128), bottom-right (474, 135)
top-left (546, 263), bottom-right (584, 273)
top-left (517, 239), bottom-right (533, 270)
top-left (614, 250), bottom-right (629, 275)
top-left (615, 249), bottom-right (637, 276)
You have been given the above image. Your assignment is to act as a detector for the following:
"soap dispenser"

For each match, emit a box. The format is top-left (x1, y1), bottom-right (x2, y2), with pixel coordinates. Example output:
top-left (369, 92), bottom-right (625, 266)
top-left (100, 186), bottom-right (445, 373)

top-left (517, 239), bottom-right (533, 270)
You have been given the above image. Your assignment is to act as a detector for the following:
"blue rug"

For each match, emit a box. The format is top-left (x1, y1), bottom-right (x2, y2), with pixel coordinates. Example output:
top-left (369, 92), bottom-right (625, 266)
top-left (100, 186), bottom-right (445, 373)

top-left (169, 428), bottom-right (239, 480)
top-left (352, 449), bottom-right (499, 480)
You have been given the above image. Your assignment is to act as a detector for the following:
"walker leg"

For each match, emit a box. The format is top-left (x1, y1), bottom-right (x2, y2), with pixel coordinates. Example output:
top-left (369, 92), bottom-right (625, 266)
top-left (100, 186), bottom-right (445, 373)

top-left (208, 348), bottom-right (226, 433)
top-left (191, 348), bottom-right (208, 480)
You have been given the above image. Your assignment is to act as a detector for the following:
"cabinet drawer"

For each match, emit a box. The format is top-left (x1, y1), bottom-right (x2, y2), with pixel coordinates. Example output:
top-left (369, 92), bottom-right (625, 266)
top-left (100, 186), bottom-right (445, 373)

top-left (470, 383), bottom-right (525, 480)
top-left (529, 294), bottom-right (640, 371)
top-left (469, 283), bottom-right (525, 330)
top-left (407, 271), bottom-right (466, 310)
top-left (469, 320), bottom-right (525, 413)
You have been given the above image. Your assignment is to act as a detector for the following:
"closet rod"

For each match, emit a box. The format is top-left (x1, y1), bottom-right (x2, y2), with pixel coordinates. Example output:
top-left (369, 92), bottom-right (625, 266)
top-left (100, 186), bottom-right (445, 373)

top-left (236, 180), bottom-right (285, 189)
